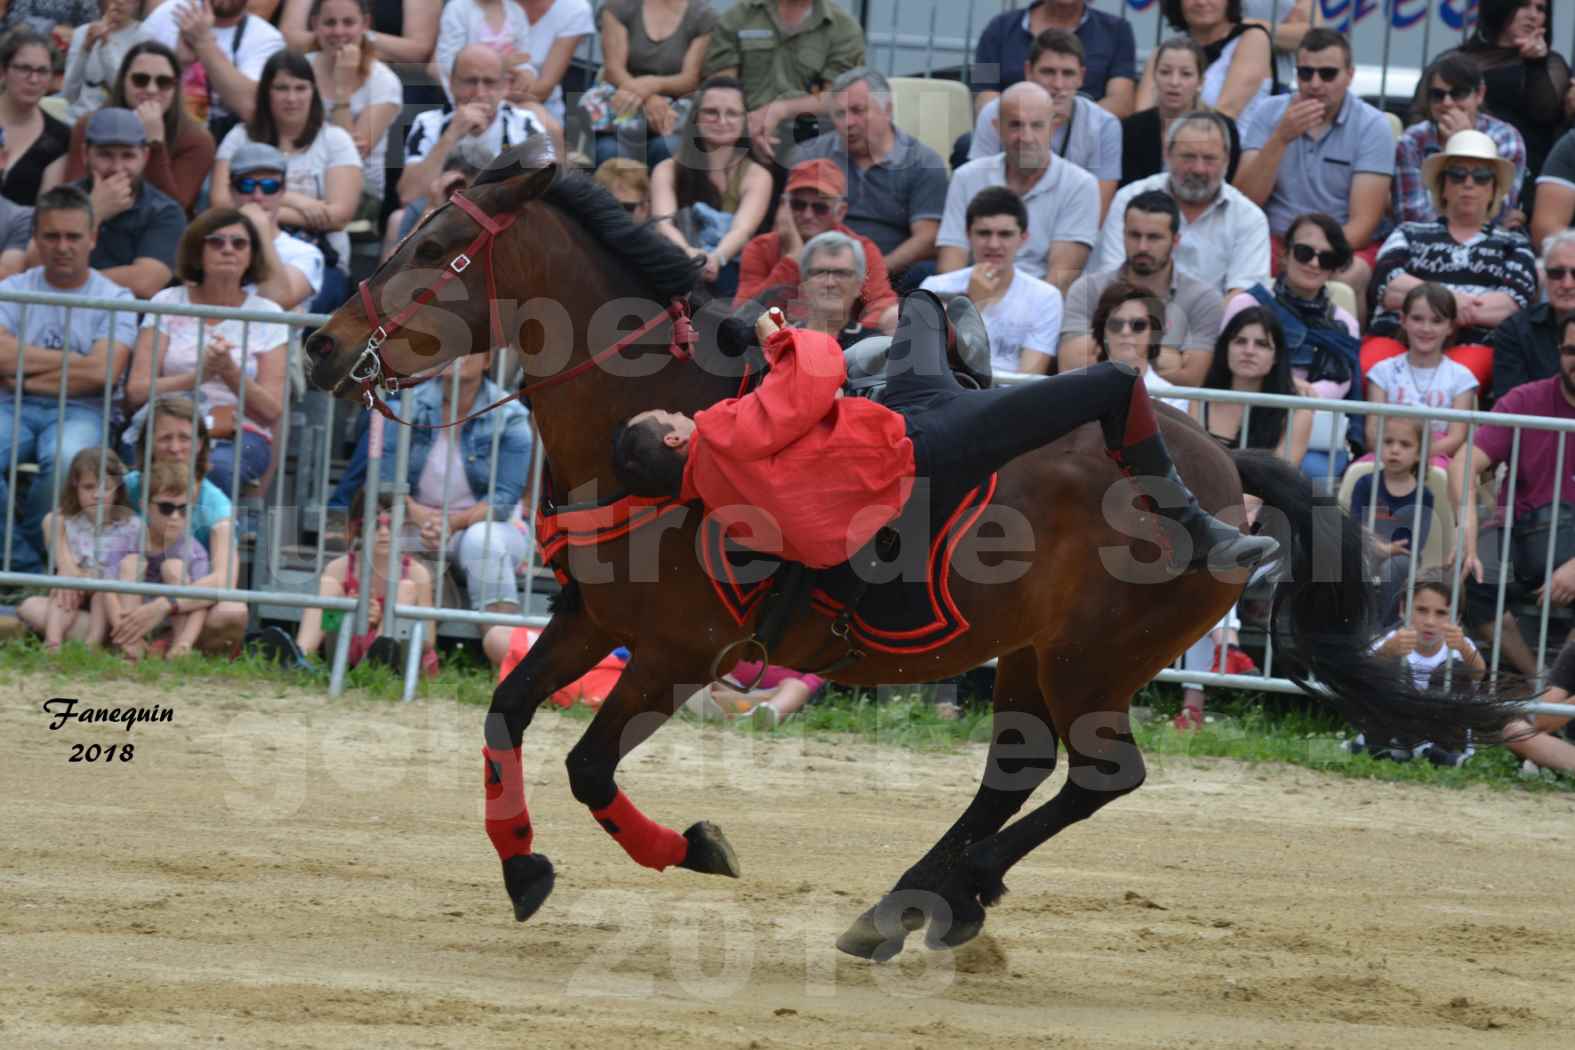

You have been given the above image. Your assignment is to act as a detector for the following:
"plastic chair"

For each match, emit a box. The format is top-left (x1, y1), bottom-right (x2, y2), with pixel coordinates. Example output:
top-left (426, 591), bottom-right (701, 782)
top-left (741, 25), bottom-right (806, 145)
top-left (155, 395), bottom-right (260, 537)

top-left (1384, 111), bottom-right (1404, 142)
top-left (888, 77), bottom-right (973, 173)
top-left (1337, 461), bottom-right (1455, 569)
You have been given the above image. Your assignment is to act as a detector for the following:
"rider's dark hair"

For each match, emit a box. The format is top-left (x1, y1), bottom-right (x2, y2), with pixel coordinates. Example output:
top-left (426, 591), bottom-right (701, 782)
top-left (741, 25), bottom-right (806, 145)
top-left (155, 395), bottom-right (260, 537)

top-left (611, 417), bottom-right (687, 497)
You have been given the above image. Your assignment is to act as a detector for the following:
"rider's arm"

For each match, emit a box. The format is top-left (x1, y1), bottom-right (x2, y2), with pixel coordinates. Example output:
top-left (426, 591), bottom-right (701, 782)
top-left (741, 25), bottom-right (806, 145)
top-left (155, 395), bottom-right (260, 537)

top-left (696, 328), bottom-right (845, 461)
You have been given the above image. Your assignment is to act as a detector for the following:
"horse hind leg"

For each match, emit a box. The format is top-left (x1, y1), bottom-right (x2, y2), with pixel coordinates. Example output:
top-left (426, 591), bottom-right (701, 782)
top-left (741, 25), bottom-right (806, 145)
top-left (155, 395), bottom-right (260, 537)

top-left (921, 660), bottom-right (1149, 952)
top-left (485, 601), bottom-right (617, 922)
top-left (837, 648), bottom-right (1059, 961)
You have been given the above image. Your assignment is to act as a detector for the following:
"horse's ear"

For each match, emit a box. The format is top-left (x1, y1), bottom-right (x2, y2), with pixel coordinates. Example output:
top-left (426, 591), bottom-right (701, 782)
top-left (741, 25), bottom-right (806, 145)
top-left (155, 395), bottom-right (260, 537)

top-left (496, 163), bottom-right (558, 213)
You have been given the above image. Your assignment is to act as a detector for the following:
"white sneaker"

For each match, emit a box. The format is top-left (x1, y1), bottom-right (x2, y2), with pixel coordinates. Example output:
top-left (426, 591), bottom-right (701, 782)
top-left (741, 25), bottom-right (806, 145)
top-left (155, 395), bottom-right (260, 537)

top-left (1519, 759), bottom-right (1542, 779)
top-left (750, 703), bottom-right (781, 731)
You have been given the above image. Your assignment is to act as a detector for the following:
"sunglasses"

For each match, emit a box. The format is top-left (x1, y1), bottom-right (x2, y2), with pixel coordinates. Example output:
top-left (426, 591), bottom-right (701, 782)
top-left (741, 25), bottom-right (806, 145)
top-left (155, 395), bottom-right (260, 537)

top-left (204, 233), bottom-right (250, 251)
top-left (1295, 65), bottom-right (1343, 84)
top-left (1443, 168), bottom-right (1496, 186)
top-left (1560, 344), bottom-right (1575, 357)
top-left (618, 200), bottom-right (643, 214)
top-left (129, 71), bottom-right (177, 90)
top-left (788, 197), bottom-right (836, 216)
top-left (1428, 84), bottom-right (1475, 104)
top-left (154, 500), bottom-right (190, 517)
top-left (1104, 317), bottom-right (1155, 335)
top-left (232, 176), bottom-right (283, 195)
top-left (1289, 242), bottom-right (1342, 270)
top-left (805, 266), bottom-right (857, 281)
top-left (1546, 266), bottom-right (1575, 282)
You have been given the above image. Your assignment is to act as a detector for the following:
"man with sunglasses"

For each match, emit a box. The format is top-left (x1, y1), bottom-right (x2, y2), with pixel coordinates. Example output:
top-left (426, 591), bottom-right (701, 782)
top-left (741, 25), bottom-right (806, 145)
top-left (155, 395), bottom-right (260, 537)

top-left (1394, 54), bottom-right (1526, 229)
top-left (735, 158), bottom-right (897, 332)
top-left (64, 107), bottom-right (184, 300)
top-left (1490, 231), bottom-right (1575, 400)
top-left (227, 142), bottom-right (322, 312)
top-left (1235, 27), bottom-right (1394, 315)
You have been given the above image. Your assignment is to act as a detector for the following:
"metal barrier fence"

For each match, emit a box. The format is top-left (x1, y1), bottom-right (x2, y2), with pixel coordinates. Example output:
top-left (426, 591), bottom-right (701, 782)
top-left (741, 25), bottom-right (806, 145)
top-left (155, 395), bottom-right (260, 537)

top-left (1, 288), bottom-right (1572, 723)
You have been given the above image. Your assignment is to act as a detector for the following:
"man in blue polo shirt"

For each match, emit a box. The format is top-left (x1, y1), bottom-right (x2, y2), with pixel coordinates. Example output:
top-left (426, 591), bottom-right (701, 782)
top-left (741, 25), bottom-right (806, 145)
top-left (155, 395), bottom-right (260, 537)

top-left (970, 0), bottom-right (1137, 120)
top-left (68, 108), bottom-right (185, 301)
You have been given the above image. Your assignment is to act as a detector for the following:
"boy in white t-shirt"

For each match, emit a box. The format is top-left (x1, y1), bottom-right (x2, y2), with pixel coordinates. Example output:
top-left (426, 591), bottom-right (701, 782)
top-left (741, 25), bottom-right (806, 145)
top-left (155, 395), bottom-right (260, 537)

top-left (921, 185), bottom-right (1062, 376)
top-left (1351, 575), bottom-right (1486, 766)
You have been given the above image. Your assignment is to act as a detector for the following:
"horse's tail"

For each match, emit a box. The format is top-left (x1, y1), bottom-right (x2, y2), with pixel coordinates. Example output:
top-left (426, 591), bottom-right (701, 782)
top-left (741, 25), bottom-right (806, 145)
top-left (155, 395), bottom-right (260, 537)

top-left (1230, 449), bottom-right (1528, 745)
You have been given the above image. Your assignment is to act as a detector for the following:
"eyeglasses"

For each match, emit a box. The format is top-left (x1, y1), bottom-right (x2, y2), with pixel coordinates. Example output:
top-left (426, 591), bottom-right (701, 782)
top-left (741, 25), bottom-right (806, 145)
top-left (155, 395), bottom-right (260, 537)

top-left (1289, 242), bottom-right (1342, 270)
top-left (788, 197), bottom-right (837, 216)
top-left (698, 106), bottom-right (743, 122)
top-left (154, 500), bottom-right (190, 517)
top-left (1295, 65), bottom-right (1343, 83)
top-left (1559, 344), bottom-right (1575, 357)
top-left (232, 176), bottom-right (283, 195)
top-left (1428, 84), bottom-right (1475, 104)
top-left (805, 266), bottom-right (857, 281)
top-left (1104, 317), bottom-right (1155, 335)
top-left (454, 76), bottom-right (502, 91)
top-left (8, 62), bottom-right (50, 79)
top-left (204, 234), bottom-right (250, 251)
top-left (1443, 168), bottom-right (1496, 186)
top-left (128, 71), bottom-right (177, 90)
top-left (1546, 266), bottom-right (1575, 282)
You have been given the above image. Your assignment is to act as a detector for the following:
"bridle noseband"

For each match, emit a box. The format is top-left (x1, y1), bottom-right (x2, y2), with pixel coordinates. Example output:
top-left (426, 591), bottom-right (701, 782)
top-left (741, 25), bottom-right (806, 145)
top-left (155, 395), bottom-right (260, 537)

top-left (346, 188), bottom-right (697, 430)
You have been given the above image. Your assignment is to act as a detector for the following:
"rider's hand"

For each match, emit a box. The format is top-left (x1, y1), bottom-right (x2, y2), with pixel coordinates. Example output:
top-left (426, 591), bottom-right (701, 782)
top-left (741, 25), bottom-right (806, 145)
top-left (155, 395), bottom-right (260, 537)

top-left (755, 307), bottom-right (785, 343)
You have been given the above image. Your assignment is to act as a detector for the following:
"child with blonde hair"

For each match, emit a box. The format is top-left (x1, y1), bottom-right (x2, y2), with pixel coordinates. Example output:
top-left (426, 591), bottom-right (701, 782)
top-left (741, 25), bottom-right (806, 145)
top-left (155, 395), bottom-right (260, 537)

top-left (102, 462), bottom-right (211, 661)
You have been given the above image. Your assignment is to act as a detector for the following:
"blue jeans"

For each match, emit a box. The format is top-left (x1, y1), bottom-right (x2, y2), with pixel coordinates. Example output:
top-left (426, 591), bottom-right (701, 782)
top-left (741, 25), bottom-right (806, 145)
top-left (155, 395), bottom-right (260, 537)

top-left (0, 396), bottom-right (105, 572)
top-left (209, 429), bottom-right (273, 494)
top-left (593, 130), bottom-right (675, 170)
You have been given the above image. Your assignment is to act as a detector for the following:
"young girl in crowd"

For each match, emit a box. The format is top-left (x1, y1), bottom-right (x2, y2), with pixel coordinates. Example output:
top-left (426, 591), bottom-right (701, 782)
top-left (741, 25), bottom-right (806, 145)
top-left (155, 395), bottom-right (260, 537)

top-left (295, 486), bottom-right (439, 675)
top-left (104, 461), bottom-right (211, 661)
top-left (17, 447), bottom-right (141, 650)
top-left (1364, 283), bottom-right (1477, 466)
top-left (1352, 575), bottom-right (1486, 766)
top-left (1349, 415), bottom-right (1436, 625)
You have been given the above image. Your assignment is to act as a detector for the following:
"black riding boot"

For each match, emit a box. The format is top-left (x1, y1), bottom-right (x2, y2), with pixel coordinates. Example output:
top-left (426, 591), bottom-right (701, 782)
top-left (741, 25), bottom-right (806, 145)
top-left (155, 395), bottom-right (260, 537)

top-left (1100, 364), bottom-right (1280, 575)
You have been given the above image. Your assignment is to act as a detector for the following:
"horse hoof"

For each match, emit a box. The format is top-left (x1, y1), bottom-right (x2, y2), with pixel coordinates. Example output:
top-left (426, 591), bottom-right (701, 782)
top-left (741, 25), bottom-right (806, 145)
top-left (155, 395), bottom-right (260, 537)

top-left (834, 896), bottom-right (929, 961)
top-left (924, 915), bottom-right (985, 951)
top-left (501, 853), bottom-right (556, 922)
top-left (676, 821), bottom-right (741, 877)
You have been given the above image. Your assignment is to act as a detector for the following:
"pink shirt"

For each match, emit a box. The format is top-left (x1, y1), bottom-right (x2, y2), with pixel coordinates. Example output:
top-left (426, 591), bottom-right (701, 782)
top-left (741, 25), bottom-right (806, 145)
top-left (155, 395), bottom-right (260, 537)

top-left (1474, 377), bottom-right (1575, 524)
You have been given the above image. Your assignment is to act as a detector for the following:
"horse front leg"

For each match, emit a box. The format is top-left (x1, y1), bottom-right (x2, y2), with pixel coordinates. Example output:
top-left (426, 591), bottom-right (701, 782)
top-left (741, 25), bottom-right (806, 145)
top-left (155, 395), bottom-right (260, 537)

top-left (564, 652), bottom-right (742, 879)
top-left (837, 648), bottom-right (1059, 961)
top-left (485, 597), bottom-right (616, 922)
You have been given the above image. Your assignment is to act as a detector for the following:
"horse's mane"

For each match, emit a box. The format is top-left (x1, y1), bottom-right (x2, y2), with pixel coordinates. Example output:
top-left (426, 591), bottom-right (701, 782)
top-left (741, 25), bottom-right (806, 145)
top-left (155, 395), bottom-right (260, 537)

top-left (476, 141), bottom-right (703, 303)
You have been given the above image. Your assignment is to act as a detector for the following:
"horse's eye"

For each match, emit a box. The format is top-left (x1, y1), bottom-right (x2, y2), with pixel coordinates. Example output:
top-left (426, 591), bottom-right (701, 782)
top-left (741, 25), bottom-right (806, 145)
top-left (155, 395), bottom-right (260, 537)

top-left (414, 239), bottom-right (445, 262)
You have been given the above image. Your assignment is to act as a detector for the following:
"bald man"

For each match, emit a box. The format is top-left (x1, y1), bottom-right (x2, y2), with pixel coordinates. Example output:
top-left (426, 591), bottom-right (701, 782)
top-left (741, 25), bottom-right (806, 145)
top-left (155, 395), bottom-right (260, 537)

top-left (399, 46), bottom-right (553, 204)
top-left (936, 82), bottom-right (1101, 293)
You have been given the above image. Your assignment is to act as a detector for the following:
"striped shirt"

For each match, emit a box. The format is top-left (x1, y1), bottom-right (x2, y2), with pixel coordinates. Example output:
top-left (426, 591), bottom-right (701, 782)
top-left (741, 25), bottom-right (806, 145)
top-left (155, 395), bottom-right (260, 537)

top-left (1371, 220), bottom-right (1537, 344)
top-left (404, 103), bottom-right (549, 168)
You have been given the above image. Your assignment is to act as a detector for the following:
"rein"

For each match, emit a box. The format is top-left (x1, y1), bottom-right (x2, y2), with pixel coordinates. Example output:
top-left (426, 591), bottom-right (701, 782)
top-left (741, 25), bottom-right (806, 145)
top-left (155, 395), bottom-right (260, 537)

top-left (347, 190), bottom-right (698, 429)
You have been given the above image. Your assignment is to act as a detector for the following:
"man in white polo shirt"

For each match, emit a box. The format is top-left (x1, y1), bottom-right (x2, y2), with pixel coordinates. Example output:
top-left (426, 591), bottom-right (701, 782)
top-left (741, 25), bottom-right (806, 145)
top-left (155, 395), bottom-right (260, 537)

top-left (144, 0), bottom-right (284, 142)
top-left (399, 45), bottom-right (549, 205)
top-left (938, 81), bottom-right (1099, 293)
top-left (968, 28), bottom-right (1121, 218)
top-left (922, 185), bottom-right (1062, 375)
top-left (227, 142), bottom-right (323, 312)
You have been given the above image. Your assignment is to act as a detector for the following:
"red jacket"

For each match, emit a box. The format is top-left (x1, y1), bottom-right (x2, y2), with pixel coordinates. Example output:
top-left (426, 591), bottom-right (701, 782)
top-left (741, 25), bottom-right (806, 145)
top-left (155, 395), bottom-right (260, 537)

top-left (679, 328), bottom-right (915, 569)
top-left (734, 225), bottom-right (899, 328)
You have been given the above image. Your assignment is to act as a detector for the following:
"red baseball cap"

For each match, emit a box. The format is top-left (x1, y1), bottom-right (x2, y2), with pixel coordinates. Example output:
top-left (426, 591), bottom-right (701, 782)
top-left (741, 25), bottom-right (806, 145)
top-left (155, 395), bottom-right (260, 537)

top-left (784, 158), bottom-right (846, 197)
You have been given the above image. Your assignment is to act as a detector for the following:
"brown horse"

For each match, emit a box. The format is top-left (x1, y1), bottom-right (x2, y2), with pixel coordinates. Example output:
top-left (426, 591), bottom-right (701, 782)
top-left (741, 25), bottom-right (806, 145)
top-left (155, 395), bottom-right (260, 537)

top-left (304, 146), bottom-right (1521, 960)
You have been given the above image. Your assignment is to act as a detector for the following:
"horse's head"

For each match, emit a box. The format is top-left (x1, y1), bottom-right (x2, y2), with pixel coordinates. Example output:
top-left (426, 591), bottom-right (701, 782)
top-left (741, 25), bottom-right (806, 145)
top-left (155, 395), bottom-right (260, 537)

top-left (303, 141), bottom-right (559, 400)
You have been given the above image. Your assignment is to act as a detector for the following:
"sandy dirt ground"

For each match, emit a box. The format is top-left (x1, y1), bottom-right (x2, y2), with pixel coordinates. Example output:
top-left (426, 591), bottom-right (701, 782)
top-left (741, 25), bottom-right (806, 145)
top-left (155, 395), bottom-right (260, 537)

top-left (3, 670), bottom-right (1574, 1049)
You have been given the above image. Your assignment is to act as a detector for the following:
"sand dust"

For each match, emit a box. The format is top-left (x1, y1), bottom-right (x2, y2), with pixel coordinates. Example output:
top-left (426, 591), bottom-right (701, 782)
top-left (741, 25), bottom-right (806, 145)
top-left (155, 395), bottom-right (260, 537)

top-left (3, 670), bottom-right (1573, 1049)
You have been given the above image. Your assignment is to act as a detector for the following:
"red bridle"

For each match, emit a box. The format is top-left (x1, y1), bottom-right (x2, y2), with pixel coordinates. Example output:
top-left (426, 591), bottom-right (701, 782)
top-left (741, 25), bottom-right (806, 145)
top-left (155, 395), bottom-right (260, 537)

top-left (348, 189), bottom-right (698, 429)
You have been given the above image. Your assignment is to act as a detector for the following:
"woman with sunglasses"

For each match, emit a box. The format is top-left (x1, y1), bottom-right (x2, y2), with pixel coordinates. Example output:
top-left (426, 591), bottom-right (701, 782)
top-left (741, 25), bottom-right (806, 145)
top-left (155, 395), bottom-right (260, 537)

top-left (0, 29), bottom-right (71, 206)
top-left (1444, 0), bottom-right (1568, 215)
top-left (1135, 0), bottom-right (1271, 123)
top-left (1222, 212), bottom-right (1359, 476)
top-left (61, 0), bottom-right (146, 121)
top-left (1120, 35), bottom-right (1240, 187)
top-left (305, 0), bottom-right (402, 217)
top-left (124, 209), bottom-right (291, 494)
top-left (650, 75), bottom-right (771, 297)
top-left (62, 40), bottom-right (216, 214)
top-left (211, 49), bottom-right (364, 313)
top-left (294, 485), bottom-right (440, 676)
top-left (1364, 130), bottom-right (1537, 393)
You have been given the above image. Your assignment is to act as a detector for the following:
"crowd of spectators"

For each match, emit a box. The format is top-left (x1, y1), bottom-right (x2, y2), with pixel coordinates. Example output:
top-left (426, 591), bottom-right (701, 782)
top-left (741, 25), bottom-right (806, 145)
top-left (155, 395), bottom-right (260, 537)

top-left (2, 0), bottom-right (1575, 745)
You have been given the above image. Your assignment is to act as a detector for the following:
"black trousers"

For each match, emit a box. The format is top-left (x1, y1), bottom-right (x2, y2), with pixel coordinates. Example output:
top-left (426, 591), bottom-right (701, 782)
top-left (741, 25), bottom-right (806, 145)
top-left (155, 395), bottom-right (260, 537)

top-left (881, 301), bottom-right (1140, 495)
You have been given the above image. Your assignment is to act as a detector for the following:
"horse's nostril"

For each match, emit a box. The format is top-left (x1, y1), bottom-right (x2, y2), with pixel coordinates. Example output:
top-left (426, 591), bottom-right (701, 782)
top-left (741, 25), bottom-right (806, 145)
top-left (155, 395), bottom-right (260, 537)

top-left (306, 332), bottom-right (335, 361)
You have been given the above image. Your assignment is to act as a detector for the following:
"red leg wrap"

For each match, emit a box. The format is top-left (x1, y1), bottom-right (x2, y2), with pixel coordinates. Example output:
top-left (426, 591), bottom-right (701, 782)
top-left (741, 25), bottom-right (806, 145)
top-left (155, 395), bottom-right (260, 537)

top-left (483, 747), bottom-right (534, 860)
top-left (591, 790), bottom-right (688, 871)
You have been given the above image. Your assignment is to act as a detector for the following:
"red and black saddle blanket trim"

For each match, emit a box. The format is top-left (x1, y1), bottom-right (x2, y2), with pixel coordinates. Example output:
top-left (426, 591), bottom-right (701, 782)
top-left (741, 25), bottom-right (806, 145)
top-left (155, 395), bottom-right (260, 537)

top-left (699, 474), bottom-right (998, 655)
top-left (535, 493), bottom-right (686, 584)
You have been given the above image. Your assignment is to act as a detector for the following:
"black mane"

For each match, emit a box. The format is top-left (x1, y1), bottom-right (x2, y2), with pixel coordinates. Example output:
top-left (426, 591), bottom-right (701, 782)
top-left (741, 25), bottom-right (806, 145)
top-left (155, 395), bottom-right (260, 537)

top-left (476, 142), bottom-right (703, 302)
